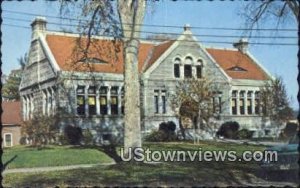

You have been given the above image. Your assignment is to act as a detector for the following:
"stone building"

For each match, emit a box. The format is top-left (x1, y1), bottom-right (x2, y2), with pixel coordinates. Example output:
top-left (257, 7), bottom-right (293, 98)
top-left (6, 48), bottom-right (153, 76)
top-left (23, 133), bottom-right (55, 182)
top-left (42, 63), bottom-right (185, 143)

top-left (20, 17), bottom-right (274, 142)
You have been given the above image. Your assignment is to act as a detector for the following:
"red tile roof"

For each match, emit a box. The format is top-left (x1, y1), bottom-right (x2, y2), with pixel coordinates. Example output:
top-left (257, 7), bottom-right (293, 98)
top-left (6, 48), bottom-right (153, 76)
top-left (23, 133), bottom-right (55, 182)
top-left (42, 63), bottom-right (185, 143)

top-left (2, 101), bottom-right (22, 125)
top-left (46, 34), bottom-right (173, 74)
top-left (206, 48), bottom-right (270, 80)
top-left (45, 34), bottom-right (269, 80)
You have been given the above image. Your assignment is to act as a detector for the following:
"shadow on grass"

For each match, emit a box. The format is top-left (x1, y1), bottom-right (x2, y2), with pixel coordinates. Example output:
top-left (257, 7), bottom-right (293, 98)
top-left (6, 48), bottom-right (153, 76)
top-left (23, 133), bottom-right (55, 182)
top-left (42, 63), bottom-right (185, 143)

top-left (6, 160), bottom-right (268, 187)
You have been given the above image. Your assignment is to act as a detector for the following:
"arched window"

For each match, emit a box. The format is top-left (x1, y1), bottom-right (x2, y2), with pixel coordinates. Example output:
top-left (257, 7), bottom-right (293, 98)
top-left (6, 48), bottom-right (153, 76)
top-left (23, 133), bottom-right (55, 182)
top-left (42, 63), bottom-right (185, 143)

top-left (173, 58), bottom-right (181, 78)
top-left (184, 57), bottom-right (193, 78)
top-left (196, 59), bottom-right (203, 78)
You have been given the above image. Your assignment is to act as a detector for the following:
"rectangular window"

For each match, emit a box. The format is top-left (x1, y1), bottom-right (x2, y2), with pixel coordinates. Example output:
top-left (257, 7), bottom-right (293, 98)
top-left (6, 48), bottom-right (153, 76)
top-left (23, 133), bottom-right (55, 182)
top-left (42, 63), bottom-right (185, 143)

top-left (100, 87), bottom-right (108, 115)
top-left (255, 92), bottom-right (260, 114)
top-left (231, 91), bottom-right (237, 115)
top-left (4, 134), bottom-right (12, 147)
top-left (174, 64), bottom-right (180, 78)
top-left (88, 86), bottom-right (96, 115)
top-left (247, 99), bottom-right (252, 115)
top-left (184, 65), bottom-right (192, 78)
top-left (218, 96), bottom-right (222, 113)
top-left (121, 87), bottom-right (124, 114)
top-left (111, 87), bottom-right (118, 115)
top-left (240, 99), bottom-right (245, 115)
top-left (154, 90), bottom-right (159, 114)
top-left (231, 99), bottom-right (237, 115)
top-left (77, 86), bottom-right (85, 115)
top-left (255, 99), bottom-right (260, 114)
top-left (161, 90), bottom-right (167, 114)
top-left (196, 65), bottom-right (202, 78)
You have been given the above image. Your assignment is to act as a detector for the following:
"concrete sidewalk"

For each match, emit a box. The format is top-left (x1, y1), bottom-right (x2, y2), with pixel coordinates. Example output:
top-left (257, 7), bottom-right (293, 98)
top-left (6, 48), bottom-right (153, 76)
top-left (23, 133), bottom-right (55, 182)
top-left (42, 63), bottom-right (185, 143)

top-left (216, 138), bottom-right (286, 146)
top-left (3, 162), bottom-right (116, 174)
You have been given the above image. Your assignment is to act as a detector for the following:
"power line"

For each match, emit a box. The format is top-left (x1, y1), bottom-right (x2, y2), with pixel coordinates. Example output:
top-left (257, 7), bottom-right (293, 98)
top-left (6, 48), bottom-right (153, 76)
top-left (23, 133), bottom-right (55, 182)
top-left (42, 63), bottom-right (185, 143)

top-left (3, 23), bottom-right (297, 46)
top-left (3, 16), bottom-right (297, 40)
top-left (3, 9), bottom-right (298, 32)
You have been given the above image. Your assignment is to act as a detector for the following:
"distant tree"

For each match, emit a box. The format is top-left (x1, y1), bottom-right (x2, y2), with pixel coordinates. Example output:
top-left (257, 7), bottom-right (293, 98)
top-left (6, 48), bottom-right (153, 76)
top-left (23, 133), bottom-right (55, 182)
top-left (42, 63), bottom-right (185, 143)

top-left (261, 76), bottom-right (293, 127)
top-left (170, 77), bottom-right (224, 140)
top-left (2, 54), bottom-right (27, 100)
top-left (241, 1), bottom-right (298, 30)
top-left (18, 53), bottom-right (28, 70)
top-left (2, 70), bottom-right (22, 100)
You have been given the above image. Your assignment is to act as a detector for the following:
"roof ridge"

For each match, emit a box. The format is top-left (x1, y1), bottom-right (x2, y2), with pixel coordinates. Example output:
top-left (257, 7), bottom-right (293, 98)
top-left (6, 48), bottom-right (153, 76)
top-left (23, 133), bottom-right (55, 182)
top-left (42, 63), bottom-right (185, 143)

top-left (46, 31), bottom-right (158, 45)
top-left (205, 46), bottom-right (238, 51)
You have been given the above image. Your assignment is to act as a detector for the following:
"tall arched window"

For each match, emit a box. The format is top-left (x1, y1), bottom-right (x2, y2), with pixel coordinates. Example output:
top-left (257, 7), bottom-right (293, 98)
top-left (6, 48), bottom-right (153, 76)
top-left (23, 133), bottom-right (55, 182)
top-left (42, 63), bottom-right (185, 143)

top-left (173, 58), bottom-right (181, 78)
top-left (184, 57), bottom-right (193, 78)
top-left (196, 59), bottom-right (203, 78)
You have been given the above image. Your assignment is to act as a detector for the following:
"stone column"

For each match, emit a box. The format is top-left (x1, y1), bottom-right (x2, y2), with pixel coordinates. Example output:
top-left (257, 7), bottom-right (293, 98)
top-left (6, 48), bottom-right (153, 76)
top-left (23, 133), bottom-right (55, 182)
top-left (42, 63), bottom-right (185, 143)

top-left (192, 65), bottom-right (196, 78)
top-left (180, 64), bottom-right (184, 79)
top-left (47, 88), bottom-right (51, 116)
top-left (236, 90), bottom-right (240, 115)
top-left (107, 86), bottom-right (111, 115)
top-left (244, 90), bottom-right (248, 115)
top-left (251, 91), bottom-right (255, 115)
top-left (51, 87), bottom-right (56, 115)
top-left (96, 86), bottom-right (100, 115)
top-left (84, 85), bottom-right (89, 116)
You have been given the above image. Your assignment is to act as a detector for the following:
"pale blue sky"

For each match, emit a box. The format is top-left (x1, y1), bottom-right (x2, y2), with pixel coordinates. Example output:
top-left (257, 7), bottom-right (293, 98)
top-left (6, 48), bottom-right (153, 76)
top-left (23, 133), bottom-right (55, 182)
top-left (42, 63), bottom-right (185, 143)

top-left (2, 1), bottom-right (298, 109)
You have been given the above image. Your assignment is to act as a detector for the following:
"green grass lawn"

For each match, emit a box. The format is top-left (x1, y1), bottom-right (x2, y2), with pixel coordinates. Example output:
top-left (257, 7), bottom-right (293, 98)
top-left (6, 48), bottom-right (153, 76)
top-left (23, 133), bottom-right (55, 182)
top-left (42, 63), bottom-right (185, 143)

top-left (3, 145), bottom-right (113, 169)
top-left (3, 141), bottom-right (271, 187)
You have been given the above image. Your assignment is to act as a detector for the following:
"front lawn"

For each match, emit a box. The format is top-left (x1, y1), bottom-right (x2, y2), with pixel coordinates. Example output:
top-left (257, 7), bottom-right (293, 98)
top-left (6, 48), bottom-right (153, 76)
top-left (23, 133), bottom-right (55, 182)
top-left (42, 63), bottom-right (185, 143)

top-left (3, 145), bottom-right (113, 169)
top-left (2, 141), bottom-right (273, 187)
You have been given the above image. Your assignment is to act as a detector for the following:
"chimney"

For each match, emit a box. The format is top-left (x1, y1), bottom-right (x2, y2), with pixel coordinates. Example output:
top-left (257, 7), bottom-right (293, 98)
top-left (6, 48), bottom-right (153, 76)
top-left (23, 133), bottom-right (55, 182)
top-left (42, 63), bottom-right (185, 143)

top-left (184, 24), bottom-right (191, 31)
top-left (233, 38), bottom-right (248, 53)
top-left (31, 17), bottom-right (47, 40)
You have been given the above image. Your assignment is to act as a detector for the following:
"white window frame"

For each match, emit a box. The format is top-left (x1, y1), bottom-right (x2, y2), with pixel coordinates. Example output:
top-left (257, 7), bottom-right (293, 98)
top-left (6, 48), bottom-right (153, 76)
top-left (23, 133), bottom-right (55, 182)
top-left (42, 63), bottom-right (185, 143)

top-left (4, 133), bottom-right (13, 147)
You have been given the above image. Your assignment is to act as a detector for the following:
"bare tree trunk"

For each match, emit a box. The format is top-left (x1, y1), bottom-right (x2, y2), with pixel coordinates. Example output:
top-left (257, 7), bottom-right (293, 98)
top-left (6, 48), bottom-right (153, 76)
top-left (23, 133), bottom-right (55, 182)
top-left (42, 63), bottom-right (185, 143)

top-left (118, 0), bottom-right (146, 156)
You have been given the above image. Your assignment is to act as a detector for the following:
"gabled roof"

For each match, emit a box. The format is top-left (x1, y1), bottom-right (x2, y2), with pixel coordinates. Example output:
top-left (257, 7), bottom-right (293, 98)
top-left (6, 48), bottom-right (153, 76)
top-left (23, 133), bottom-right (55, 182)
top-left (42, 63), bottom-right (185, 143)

top-left (44, 33), bottom-right (269, 80)
top-left (206, 48), bottom-right (270, 80)
top-left (45, 34), bottom-right (174, 74)
top-left (2, 101), bottom-right (22, 125)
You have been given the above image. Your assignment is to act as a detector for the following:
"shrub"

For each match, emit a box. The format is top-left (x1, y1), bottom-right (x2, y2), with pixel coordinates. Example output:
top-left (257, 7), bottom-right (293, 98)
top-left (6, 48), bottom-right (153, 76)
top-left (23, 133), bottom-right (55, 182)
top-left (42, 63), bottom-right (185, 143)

top-left (145, 121), bottom-right (177, 142)
top-left (216, 121), bottom-right (240, 139)
top-left (144, 130), bottom-right (177, 142)
top-left (236, 129), bottom-right (253, 139)
top-left (64, 125), bottom-right (83, 145)
top-left (279, 122), bottom-right (298, 140)
top-left (19, 136), bottom-right (27, 145)
top-left (82, 129), bottom-right (94, 145)
top-left (21, 114), bottom-right (60, 147)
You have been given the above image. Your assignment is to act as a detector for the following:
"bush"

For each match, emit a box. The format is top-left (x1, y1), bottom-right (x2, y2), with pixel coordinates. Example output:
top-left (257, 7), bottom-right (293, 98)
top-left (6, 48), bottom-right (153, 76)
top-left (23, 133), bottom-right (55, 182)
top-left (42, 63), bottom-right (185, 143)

top-left (144, 130), bottom-right (177, 142)
top-left (145, 121), bottom-right (177, 142)
top-left (21, 114), bottom-right (60, 146)
top-left (159, 121), bottom-right (176, 132)
top-left (64, 125), bottom-right (83, 145)
top-left (82, 129), bottom-right (94, 145)
top-left (279, 122), bottom-right (298, 140)
top-left (237, 129), bottom-right (253, 139)
top-left (19, 136), bottom-right (27, 145)
top-left (216, 121), bottom-right (240, 139)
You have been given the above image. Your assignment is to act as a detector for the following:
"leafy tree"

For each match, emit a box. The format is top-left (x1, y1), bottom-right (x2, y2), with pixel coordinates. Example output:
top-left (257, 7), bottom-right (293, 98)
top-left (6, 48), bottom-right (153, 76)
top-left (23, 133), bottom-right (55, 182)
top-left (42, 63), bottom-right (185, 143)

top-left (170, 77), bottom-right (224, 140)
top-left (2, 53), bottom-right (27, 100)
top-left (260, 76), bottom-right (293, 127)
top-left (2, 70), bottom-right (22, 100)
